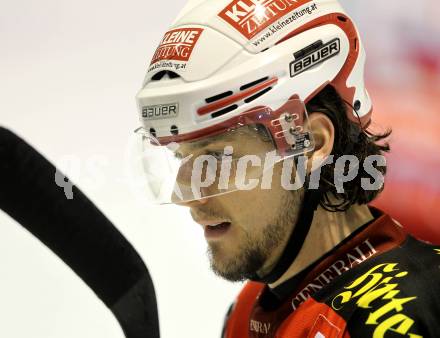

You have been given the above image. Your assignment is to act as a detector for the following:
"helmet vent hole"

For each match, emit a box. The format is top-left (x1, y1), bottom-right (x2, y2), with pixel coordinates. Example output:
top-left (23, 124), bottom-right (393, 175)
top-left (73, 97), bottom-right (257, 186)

top-left (354, 100), bottom-right (361, 111)
top-left (244, 87), bottom-right (273, 104)
top-left (168, 71), bottom-right (180, 79)
top-left (205, 91), bottom-right (233, 104)
top-left (170, 125), bottom-right (179, 135)
top-left (337, 16), bottom-right (347, 22)
top-left (211, 105), bottom-right (238, 118)
top-left (151, 71), bottom-right (180, 81)
top-left (240, 76), bottom-right (269, 91)
top-left (294, 40), bottom-right (323, 60)
top-left (354, 38), bottom-right (358, 51)
top-left (149, 128), bottom-right (157, 137)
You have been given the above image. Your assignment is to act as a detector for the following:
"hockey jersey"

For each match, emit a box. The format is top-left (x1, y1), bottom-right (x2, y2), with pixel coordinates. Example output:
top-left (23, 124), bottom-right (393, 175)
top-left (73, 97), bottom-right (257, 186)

top-left (222, 208), bottom-right (440, 338)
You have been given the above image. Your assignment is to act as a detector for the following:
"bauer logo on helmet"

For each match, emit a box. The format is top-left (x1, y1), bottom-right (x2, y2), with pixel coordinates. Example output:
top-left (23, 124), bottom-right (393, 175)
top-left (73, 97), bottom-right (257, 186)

top-left (142, 103), bottom-right (179, 121)
top-left (290, 38), bottom-right (340, 77)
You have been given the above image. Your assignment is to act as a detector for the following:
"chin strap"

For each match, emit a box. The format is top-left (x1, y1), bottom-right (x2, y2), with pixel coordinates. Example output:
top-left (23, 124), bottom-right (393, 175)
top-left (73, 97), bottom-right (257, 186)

top-left (249, 188), bottom-right (321, 284)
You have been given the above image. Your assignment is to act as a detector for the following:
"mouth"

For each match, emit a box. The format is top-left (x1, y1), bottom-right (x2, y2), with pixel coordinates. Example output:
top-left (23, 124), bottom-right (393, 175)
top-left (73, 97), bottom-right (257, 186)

top-left (192, 215), bottom-right (232, 240)
top-left (204, 221), bottom-right (232, 239)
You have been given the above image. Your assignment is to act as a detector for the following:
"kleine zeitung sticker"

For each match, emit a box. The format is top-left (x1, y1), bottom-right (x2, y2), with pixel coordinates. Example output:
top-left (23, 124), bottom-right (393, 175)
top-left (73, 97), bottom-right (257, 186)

top-left (150, 27), bottom-right (204, 65)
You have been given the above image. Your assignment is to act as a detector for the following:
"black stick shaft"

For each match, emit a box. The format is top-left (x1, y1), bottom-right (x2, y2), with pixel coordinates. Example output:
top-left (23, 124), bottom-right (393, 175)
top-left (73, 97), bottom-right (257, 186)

top-left (0, 127), bottom-right (159, 338)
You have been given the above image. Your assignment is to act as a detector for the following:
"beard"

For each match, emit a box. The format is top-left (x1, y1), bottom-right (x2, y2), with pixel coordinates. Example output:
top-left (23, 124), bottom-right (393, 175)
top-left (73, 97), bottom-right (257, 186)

top-left (207, 190), bottom-right (303, 282)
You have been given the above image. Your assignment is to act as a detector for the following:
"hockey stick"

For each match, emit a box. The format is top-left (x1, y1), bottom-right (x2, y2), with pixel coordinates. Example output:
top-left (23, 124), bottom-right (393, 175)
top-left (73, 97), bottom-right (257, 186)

top-left (0, 127), bottom-right (159, 338)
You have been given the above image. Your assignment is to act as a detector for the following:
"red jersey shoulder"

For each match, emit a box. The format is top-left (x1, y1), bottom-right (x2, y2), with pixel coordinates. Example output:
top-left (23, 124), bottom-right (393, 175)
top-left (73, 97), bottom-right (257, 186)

top-left (223, 281), bottom-right (265, 338)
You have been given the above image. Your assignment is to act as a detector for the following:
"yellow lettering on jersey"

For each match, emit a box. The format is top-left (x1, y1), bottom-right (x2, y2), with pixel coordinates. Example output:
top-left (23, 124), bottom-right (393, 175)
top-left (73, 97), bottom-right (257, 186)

top-left (332, 263), bottom-right (420, 337)
top-left (373, 314), bottom-right (422, 338)
top-left (367, 296), bottom-right (416, 324)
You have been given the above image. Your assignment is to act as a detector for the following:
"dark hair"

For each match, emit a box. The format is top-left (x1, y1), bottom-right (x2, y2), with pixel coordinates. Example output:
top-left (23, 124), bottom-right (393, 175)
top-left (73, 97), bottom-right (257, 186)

top-left (305, 85), bottom-right (391, 211)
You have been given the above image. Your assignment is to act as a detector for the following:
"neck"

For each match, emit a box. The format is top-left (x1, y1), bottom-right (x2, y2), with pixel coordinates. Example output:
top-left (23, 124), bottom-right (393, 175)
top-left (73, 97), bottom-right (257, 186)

top-left (267, 203), bottom-right (374, 289)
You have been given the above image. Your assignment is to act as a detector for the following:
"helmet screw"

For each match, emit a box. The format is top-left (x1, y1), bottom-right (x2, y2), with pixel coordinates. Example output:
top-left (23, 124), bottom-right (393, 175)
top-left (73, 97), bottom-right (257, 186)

top-left (170, 125), bottom-right (179, 135)
top-left (285, 114), bottom-right (294, 122)
top-left (289, 127), bottom-right (297, 135)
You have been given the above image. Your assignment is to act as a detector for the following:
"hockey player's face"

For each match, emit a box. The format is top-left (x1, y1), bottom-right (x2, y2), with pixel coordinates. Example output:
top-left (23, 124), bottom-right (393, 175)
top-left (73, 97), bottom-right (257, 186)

top-left (177, 127), bottom-right (303, 281)
top-left (198, 181), bottom-right (302, 282)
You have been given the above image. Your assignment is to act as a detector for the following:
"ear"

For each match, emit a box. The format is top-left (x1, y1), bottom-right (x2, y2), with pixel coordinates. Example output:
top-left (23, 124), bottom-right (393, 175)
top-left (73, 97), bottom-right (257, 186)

top-left (307, 112), bottom-right (335, 172)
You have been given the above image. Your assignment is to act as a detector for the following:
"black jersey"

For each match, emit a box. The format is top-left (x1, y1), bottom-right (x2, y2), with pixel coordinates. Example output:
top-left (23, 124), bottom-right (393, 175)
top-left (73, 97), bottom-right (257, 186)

top-left (223, 208), bottom-right (440, 338)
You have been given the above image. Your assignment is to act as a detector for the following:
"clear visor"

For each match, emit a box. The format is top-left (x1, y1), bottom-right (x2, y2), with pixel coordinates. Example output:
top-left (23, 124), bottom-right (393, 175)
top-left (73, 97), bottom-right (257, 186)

top-left (133, 98), bottom-right (314, 204)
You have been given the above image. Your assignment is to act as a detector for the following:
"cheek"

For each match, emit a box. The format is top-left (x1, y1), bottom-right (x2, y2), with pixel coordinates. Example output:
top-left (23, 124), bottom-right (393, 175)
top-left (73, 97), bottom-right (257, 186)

top-left (212, 162), bottom-right (292, 224)
top-left (224, 188), bottom-right (284, 230)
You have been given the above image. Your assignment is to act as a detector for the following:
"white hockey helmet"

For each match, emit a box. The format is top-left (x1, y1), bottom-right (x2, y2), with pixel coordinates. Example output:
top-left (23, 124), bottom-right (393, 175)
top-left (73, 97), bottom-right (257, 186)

top-left (135, 0), bottom-right (372, 204)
